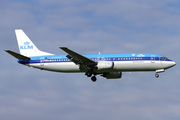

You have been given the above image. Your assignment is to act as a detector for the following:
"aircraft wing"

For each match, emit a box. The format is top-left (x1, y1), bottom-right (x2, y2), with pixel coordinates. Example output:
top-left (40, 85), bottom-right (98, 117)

top-left (60, 47), bottom-right (97, 69)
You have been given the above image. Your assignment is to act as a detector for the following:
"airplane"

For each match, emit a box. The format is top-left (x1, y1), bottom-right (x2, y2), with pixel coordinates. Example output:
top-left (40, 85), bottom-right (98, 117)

top-left (5, 29), bottom-right (176, 82)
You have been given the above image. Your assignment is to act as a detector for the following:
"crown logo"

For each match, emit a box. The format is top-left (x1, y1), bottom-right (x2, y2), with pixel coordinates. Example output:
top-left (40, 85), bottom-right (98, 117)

top-left (131, 54), bottom-right (136, 57)
top-left (137, 54), bottom-right (145, 57)
top-left (24, 41), bottom-right (30, 45)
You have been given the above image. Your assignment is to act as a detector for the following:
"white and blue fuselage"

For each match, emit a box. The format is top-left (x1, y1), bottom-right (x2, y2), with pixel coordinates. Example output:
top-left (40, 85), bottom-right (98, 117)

top-left (19, 53), bottom-right (175, 73)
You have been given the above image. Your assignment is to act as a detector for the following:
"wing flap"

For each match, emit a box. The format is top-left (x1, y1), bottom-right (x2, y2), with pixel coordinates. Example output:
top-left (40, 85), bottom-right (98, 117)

top-left (5, 49), bottom-right (30, 60)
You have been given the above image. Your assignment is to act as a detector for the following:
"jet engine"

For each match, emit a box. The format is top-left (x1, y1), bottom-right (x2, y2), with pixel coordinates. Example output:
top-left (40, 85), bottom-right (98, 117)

top-left (97, 61), bottom-right (114, 70)
top-left (102, 72), bottom-right (122, 79)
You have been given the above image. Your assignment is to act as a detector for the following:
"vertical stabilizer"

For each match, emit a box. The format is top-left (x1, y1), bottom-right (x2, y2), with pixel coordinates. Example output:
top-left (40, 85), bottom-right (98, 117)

top-left (15, 29), bottom-right (53, 57)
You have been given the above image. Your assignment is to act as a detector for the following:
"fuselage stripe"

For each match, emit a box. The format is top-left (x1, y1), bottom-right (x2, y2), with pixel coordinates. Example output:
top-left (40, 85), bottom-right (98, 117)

top-left (18, 57), bottom-right (172, 64)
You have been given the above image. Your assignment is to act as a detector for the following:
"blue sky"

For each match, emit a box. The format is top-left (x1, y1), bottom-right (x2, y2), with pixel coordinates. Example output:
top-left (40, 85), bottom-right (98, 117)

top-left (1, 0), bottom-right (180, 120)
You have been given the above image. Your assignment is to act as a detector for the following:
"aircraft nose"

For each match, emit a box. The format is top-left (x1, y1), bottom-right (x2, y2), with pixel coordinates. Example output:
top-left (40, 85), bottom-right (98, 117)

top-left (171, 61), bottom-right (176, 67)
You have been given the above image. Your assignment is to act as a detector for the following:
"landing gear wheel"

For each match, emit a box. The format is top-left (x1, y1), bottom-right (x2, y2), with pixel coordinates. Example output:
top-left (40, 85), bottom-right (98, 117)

top-left (91, 76), bottom-right (97, 82)
top-left (86, 72), bottom-right (92, 77)
top-left (155, 73), bottom-right (159, 78)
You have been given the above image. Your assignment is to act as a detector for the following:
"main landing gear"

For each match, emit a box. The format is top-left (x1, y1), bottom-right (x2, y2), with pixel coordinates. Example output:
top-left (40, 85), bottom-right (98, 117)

top-left (85, 71), bottom-right (97, 82)
top-left (86, 72), bottom-right (92, 77)
top-left (91, 76), bottom-right (97, 82)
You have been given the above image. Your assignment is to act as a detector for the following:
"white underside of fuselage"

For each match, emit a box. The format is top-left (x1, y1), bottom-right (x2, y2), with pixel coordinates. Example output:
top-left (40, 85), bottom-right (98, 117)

top-left (26, 60), bottom-right (173, 73)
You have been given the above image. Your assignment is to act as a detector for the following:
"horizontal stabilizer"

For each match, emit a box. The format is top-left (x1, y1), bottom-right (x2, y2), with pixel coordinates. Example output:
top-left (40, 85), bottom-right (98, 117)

top-left (4, 50), bottom-right (30, 60)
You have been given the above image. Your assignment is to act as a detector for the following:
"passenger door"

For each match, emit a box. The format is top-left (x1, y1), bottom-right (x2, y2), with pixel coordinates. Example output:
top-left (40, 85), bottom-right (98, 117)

top-left (151, 55), bottom-right (155, 63)
top-left (40, 59), bottom-right (44, 66)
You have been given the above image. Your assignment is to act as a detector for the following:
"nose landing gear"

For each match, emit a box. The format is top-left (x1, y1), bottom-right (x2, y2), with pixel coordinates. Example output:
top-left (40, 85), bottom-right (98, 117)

top-left (155, 69), bottom-right (165, 78)
top-left (155, 73), bottom-right (159, 78)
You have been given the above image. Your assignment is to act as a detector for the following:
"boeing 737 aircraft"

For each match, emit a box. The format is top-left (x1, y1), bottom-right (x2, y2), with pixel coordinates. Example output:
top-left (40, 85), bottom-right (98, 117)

top-left (5, 29), bottom-right (176, 82)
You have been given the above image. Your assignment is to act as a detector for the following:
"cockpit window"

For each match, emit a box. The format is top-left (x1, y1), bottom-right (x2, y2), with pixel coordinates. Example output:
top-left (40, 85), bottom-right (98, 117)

top-left (160, 57), bottom-right (168, 60)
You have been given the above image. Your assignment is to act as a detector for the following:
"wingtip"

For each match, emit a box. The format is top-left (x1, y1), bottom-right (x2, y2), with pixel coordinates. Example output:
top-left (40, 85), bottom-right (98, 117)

top-left (15, 29), bottom-right (22, 31)
top-left (59, 47), bottom-right (67, 49)
top-left (4, 49), bottom-right (9, 52)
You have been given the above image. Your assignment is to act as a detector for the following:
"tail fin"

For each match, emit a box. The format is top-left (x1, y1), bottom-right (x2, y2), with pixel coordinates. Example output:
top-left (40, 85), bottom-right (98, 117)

top-left (15, 29), bottom-right (53, 57)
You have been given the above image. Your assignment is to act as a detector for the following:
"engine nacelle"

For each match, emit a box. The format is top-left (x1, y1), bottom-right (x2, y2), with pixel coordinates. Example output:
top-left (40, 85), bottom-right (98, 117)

top-left (102, 72), bottom-right (122, 79)
top-left (97, 61), bottom-right (114, 70)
